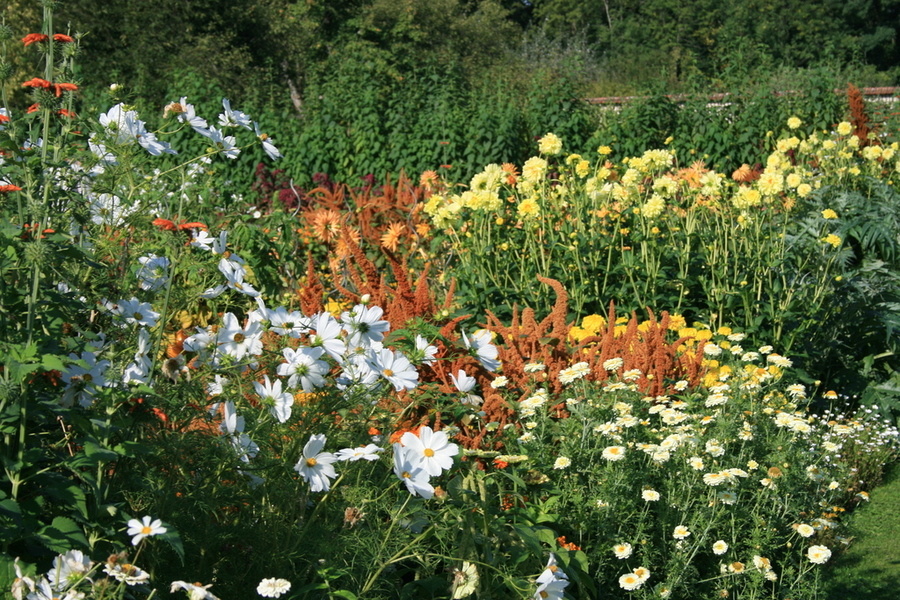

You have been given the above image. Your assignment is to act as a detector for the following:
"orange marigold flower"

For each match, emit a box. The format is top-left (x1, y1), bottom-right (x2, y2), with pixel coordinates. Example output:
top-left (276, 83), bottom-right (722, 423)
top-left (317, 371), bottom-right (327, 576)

top-left (22, 33), bottom-right (49, 46)
top-left (22, 77), bottom-right (51, 90)
top-left (380, 222), bottom-right (405, 252)
top-left (53, 34), bottom-right (74, 43)
top-left (493, 458), bottom-right (509, 469)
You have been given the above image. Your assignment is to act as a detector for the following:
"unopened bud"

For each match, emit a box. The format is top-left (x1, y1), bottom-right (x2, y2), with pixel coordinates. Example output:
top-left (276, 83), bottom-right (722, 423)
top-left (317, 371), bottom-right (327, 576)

top-left (360, 294), bottom-right (371, 305)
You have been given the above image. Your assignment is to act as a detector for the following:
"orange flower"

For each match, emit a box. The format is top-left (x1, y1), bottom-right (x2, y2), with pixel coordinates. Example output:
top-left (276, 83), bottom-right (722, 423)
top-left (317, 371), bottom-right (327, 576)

top-left (0, 114), bottom-right (9, 124)
top-left (0, 185), bottom-right (22, 193)
top-left (501, 162), bottom-right (519, 186)
top-left (53, 34), bottom-right (74, 43)
top-left (52, 82), bottom-right (78, 97)
top-left (380, 222), bottom-right (405, 252)
top-left (556, 535), bottom-right (581, 551)
top-left (308, 208), bottom-right (342, 243)
top-left (22, 33), bottom-right (49, 46)
top-left (22, 77), bottom-right (51, 90)
top-left (57, 109), bottom-right (76, 118)
top-left (419, 170), bottom-right (438, 190)
top-left (26, 103), bottom-right (41, 113)
top-left (152, 217), bottom-right (207, 231)
top-left (492, 458), bottom-right (509, 469)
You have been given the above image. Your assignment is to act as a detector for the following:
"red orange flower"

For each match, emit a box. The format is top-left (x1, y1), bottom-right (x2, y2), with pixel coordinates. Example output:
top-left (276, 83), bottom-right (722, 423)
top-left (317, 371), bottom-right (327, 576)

top-left (0, 185), bottom-right (22, 193)
top-left (22, 33), bottom-right (49, 46)
top-left (26, 104), bottom-right (41, 113)
top-left (22, 77), bottom-right (51, 90)
top-left (52, 82), bottom-right (78, 97)
top-left (54, 34), bottom-right (74, 43)
top-left (0, 114), bottom-right (9, 124)
top-left (152, 217), bottom-right (208, 232)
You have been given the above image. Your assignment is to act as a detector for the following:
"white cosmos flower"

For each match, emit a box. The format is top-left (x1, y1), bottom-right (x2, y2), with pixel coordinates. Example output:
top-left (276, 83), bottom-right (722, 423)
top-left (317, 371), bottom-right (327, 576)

top-left (108, 297), bottom-right (160, 327)
top-left (414, 334), bottom-right (439, 365)
top-left (170, 580), bottom-right (219, 600)
top-left (90, 193), bottom-right (133, 226)
top-left (393, 443), bottom-right (433, 498)
top-left (215, 312), bottom-right (263, 360)
top-left (341, 304), bottom-right (391, 348)
top-left (254, 122), bottom-right (282, 160)
top-left (61, 350), bottom-right (111, 408)
top-left (218, 98), bottom-right (252, 129)
top-left (368, 348), bottom-right (419, 391)
top-left (205, 126), bottom-right (239, 159)
top-left (277, 346), bottom-right (330, 392)
top-left (400, 426), bottom-right (458, 477)
top-left (309, 311), bottom-right (347, 361)
top-left (136, 254), bottom-right (170, 291)
top-left (48, 550), bottom-right (92, 589)
top-left (174, 96), bottom-right (209, 133)
top-left (450, 369), bottom-right (477, 393)
top-left (294, 434), bottom-right (338, 492)
top-left (461, 328), bottom-right (500, 371)
top-left (254, 375), bottom-right (293, 423)
top-left (126, 516), bottom-right (166, 546)
top-left (335, 444), bottom-right (384, 461)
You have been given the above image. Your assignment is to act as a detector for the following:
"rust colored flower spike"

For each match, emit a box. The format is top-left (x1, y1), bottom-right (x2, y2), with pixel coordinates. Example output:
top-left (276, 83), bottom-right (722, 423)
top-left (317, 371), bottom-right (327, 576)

top-left (22, 33), bottom-right (49, 46)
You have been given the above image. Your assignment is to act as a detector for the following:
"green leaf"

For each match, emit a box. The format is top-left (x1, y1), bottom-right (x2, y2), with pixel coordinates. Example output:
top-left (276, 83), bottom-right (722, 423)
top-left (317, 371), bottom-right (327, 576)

top-left (41, 354), bottom-right (66, 372)
top-left (36, 516), bottom-right (89, 553)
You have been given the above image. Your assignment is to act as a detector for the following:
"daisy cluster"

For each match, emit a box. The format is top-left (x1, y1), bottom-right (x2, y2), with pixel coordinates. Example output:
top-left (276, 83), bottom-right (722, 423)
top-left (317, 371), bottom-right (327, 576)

top-left (499, 327), bottom-right (898, 597)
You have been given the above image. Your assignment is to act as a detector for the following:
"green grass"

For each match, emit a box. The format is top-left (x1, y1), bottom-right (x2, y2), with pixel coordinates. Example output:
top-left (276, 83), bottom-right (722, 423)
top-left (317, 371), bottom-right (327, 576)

top-left (823, 462), bottom-right (900, 600)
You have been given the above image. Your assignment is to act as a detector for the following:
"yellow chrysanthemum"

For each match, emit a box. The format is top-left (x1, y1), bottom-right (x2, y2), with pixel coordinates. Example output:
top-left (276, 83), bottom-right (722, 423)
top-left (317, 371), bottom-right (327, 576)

top-left (836, 121), bottom-right (853, 136)
top-left (517, 197), bottom-right (540, 218)
top-left (538, 133), bottom-right (563, 155)
top-left (823, 233), bottom-right (841, 248)
top-left (822, 209), bottom-right (838, 219)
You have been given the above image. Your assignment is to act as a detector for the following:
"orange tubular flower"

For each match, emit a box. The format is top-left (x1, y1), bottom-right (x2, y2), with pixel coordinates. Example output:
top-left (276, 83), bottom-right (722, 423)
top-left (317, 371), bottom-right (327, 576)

top-left (22, 77), bottom-right (51, 90)
top-left (0, 114), bottom-right (9, 124)
top-left (57, 109), bottom-right (76, 118)
top-left (0, 185), bottom-right (23, 193)
top-left (22, 33), bottom-right (49, 46)
top-left (53, 34), bottom-right (74, 43)
top-left (153, 217), bottom-right (207, 232)
top-left (26, 104), bottom-right (41, 113)
top-left (52, 82), bottom-right (78, 97)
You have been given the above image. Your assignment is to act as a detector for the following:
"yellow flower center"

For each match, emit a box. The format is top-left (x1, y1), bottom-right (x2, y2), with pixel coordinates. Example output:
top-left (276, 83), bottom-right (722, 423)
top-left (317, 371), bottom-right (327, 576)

top-left (401, 471), bottom-right (411, 479)
top-left (141, 526), bottom-right (152, 534)
top-left (233, 333), bottom-right (245, 343)
top-left (306, 457), bottom-right (317, 467)
top-left (383, 369), bottom-right (394, 377)
top-left (424, 448), bottom-right (434, 457)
